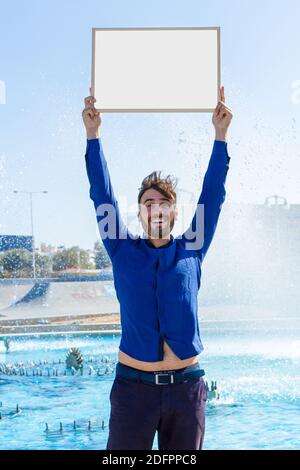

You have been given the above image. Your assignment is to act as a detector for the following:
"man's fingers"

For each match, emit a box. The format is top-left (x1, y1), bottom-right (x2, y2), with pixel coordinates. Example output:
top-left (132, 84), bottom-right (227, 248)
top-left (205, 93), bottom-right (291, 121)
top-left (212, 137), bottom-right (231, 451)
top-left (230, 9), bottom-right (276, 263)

top-left (220, 105), bottom-right (233, 115)
top-left (218, 107), bottom-right (232, 118)
top-left (84, 96), bottom-right (96, 107)
top-left (84, 97), bottom-right (96, 107)
top-left (218, 85), bottom-right (225, 102)
top-left (82, 106), bottom-right (95, 114)
top-left (87, 110), bottom-right (94, 119)
top-left (220, 86), bottom-right (225, 103)
top-left (213, 106), bottom-right (233, 121)
top-left (82, 107), bottom-right (100, 119)
top-left (219, 104), bottom-right (232, 114)
top-left (216, 100), bottom-right (229, 108)
top-left (214, 102), bottom-right (223, 116)
top-left (82, 108), bottom-right (94, 119)
top-left (214, 101), bottom-right (232, 115)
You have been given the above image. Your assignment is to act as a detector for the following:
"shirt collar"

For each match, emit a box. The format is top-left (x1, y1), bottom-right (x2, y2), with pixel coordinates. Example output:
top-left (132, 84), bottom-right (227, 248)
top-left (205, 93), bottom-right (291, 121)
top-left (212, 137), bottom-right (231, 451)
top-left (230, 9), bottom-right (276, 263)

top-left (142, 233), bottom-right (174, 249)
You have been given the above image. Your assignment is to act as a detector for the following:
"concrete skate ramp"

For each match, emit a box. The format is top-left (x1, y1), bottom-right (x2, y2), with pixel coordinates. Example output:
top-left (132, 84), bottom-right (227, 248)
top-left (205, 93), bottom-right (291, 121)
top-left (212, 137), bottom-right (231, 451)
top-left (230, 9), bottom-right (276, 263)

top-left (0, 280), bottom-right (36, 310)
top-left (14, 281), bottom-right (50, 305)
top-left (0, 278), bottom-right (119, 320)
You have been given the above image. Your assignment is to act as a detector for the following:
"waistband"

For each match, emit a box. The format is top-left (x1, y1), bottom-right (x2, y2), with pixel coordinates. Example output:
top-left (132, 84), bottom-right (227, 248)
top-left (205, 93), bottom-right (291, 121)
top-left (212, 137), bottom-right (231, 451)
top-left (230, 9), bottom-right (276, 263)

top-left (116, 361), bottom-right (205, 385)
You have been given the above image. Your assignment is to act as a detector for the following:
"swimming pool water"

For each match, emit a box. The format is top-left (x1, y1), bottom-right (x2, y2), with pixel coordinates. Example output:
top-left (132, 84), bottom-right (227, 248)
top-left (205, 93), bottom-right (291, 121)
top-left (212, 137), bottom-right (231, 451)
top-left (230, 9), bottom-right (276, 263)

top-left (0, 329), bottom-right (299, 450)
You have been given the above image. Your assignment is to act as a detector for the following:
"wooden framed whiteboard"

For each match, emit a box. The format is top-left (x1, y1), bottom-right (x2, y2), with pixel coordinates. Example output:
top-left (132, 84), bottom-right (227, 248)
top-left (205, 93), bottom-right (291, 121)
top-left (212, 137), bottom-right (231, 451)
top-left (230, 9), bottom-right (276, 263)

top-left (91, 27), bottom-right (221, 112)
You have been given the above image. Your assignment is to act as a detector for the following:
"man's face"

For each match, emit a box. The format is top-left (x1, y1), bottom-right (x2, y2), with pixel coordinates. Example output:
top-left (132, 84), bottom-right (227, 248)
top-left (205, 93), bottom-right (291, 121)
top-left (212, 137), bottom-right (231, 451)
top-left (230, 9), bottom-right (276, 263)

top-left (138, 188), bottom-right (178, 239)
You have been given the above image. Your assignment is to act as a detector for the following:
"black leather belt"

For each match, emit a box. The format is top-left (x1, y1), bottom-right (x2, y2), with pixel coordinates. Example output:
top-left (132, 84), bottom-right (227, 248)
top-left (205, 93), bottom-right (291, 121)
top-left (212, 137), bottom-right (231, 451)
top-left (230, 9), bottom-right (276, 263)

top-left (116, 362), bottom-right (205, 385)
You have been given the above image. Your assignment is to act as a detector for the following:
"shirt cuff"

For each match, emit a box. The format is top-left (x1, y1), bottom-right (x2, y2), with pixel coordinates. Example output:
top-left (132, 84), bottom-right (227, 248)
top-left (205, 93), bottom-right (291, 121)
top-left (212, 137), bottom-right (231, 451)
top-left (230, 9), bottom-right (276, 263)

top-left (212, 139), bottom-right (231, 166)
top-left (86, 137), bottom-right (100, 144)
top-left (85, 138), bottom-right (101, 158)
top-left (214, 139), bottom-right (228, 146)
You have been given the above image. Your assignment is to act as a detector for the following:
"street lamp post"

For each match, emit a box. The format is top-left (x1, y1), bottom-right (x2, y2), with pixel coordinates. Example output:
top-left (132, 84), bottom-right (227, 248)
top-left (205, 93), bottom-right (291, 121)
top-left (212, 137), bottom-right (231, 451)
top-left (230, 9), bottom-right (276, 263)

top-left (13, 190), bottom-right (48, 279)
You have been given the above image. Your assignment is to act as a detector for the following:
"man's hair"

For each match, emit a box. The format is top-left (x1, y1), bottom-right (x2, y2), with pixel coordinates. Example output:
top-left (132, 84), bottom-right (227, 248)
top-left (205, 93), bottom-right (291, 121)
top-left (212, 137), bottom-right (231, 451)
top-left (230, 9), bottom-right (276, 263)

top-left (138, 170), bottom-right (178, 204)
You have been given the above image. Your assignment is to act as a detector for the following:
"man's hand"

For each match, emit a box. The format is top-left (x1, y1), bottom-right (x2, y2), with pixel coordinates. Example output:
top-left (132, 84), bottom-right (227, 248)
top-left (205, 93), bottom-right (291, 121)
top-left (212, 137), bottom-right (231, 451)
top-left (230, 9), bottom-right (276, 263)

top-left (212, 86), bottom-right (233, 142)
top-left (82, 87), bottom-right (102, 140)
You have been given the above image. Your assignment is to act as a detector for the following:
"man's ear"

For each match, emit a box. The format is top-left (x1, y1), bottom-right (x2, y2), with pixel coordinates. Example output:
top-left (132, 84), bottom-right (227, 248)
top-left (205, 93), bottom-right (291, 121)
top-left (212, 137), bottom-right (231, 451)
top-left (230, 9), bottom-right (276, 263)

top-left (174, 206), bottom-right (179, 221)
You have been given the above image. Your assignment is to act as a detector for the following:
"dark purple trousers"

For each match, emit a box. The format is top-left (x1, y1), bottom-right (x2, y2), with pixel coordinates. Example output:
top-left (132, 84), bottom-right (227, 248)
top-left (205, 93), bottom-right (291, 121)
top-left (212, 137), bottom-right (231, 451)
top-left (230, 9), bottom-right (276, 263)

top-left (106, 363), bottom-right (207, 450)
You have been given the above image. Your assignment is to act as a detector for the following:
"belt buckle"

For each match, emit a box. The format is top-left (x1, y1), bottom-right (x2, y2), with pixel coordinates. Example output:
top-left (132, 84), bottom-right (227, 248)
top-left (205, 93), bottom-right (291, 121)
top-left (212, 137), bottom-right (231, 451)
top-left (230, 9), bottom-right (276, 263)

top-left (155, 371), bottom-right (175, 385)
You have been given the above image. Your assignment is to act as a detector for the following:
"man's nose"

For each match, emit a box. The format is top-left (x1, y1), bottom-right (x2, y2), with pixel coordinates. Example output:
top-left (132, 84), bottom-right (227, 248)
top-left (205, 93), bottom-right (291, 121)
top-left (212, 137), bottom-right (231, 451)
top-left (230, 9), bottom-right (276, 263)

top-left (150, 205), bottom-right (162, 218)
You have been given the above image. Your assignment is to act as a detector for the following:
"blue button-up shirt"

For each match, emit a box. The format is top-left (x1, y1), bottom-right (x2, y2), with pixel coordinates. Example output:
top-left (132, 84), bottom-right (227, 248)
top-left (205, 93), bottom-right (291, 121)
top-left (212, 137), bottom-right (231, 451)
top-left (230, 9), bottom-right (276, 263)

top-left (85, 138), bottom-right (230, 361)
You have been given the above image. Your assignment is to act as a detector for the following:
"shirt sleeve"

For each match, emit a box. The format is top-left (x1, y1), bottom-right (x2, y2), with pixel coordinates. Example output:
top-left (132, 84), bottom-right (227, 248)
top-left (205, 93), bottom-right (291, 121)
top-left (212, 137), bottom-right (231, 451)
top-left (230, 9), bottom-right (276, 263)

top-left (85, 138), bottom-right (128, 259)
top-left (178, 140), bottom-right (231, 263)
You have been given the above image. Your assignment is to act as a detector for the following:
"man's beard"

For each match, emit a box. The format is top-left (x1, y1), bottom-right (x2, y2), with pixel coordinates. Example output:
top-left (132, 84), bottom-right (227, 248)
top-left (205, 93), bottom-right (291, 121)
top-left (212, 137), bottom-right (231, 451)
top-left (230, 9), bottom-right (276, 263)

top-left (147, 217), bottom-right (174, 239)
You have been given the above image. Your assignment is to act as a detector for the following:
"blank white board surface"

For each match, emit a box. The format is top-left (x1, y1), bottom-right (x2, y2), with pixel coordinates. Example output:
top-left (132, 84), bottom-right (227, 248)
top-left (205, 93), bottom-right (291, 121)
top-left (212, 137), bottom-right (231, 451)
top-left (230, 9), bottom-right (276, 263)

top-left (91, 27), bottom-right (220, 112)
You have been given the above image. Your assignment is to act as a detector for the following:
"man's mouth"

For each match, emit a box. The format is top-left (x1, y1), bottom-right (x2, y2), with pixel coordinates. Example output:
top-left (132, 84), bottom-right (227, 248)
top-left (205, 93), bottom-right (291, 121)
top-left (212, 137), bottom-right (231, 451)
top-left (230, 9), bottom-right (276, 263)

top-left (151, 219), bottom-right (165, 224)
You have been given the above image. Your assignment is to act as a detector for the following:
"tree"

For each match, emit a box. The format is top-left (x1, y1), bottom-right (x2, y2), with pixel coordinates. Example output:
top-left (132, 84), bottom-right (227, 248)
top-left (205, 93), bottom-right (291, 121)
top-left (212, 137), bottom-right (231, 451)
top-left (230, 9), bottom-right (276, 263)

top-left (52, 246), bottom-right (94, 271)
top-left (1, 249), bottom-right (32, 272)
top-left (94, 240), bottom-right (111, 269)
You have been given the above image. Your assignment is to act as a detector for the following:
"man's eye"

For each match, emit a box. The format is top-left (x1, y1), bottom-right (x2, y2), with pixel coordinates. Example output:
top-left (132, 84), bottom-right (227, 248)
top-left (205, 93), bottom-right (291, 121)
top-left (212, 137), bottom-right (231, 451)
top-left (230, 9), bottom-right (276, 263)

top-left (145, 202), bottom-right (170, 209)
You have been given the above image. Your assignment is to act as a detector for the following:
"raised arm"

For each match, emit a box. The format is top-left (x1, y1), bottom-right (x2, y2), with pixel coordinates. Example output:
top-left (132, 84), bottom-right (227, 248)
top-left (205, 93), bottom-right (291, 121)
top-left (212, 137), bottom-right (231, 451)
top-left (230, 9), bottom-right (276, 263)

top-left (82, 92), bottom-right (128, 259)
top-left (179, 86), bottom-right (233, 263)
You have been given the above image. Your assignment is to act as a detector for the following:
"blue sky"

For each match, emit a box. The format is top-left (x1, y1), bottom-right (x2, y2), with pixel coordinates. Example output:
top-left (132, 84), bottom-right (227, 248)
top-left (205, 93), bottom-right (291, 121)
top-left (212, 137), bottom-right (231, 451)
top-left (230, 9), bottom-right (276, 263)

top-left (0, 0), bottom-right (299, 249)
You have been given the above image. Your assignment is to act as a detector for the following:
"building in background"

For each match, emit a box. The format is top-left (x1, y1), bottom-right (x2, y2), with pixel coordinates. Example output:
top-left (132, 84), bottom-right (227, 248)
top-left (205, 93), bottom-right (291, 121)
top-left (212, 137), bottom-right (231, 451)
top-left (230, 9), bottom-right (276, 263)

top-left (0, 234), bottom-right (33, 252)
